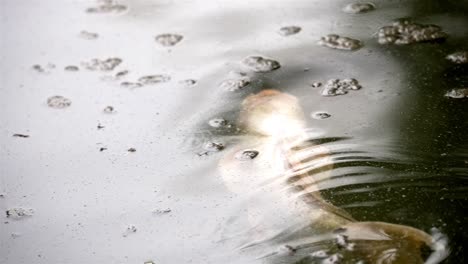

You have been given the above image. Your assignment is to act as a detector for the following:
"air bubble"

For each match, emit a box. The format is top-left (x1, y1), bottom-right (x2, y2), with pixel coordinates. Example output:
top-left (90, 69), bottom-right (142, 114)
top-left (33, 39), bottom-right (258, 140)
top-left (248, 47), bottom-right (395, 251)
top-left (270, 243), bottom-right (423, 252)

top-left (445, 88), bottom-right (468, 98)
top-left (82, 57), bottom-right (122, 71)
top-left (235, 150), bottom-right (259, 161)
top-left (377, 20), bottom-right (448, 45)
top-left (64, 65), bottom-right (79, 72)
top-left (241, 56), bottom-right (281, 73)
top-left (47, 96), bottom-right (72, 109)
top-left (446, 51), bottom-right (468, 64)
top-left (342, 3), bottom-right (375, 14)
top-left (155, 33), bottom-right (183, 47)
top-left (103, 106), bottom-right (115, 113)
top-left (321, 78), bottom-right (362, 96)
top-left (6, 208), bottom-right (34, 220)
top-left (311, 111), bottom-right (331, 119)
top-left (138, 74), bottom-right (171, 85)
top-left (220, 78), bottom-right (251, 92)
top-left (208, 118), bottom-right (229, 128)
top-left (318, 34), bottom-right (363, 51)
top-left (311, 82), bottom-right (322, 88)
top-left (278, 26), bottom-right (301, 36)
top-left (79, 30), bottom-right (99, 40)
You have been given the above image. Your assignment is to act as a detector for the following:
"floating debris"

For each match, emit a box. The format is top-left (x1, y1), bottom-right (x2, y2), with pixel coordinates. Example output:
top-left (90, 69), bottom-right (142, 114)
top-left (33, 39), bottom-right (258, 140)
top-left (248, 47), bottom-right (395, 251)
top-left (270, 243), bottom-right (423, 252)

top-left (144, 261), bottom-right (155, 264)
top-left (99, 147), bottom-right (107, 152)
top-left (208, 118), bottom-right (229, 128)
top-left (342, 3), bottom-right (375, 14)
top-left (220, 78), bottom-right (251, 92)
top-left (138, 74), bottom-right (171, 85)
top-left (6, 208), bottom-right (34, 220)
top-left (97, 123), bottom-right (105, 130)
top-left (235, 150), bottom-right (259, 161)
top-left (103, 106), bottom-right (115, 114)
top-left (321, 78), bottom-right (362, 96)
top-left (121, 82), bottom-right (143, 89)
top-left (152, 208), bottom-right (172, 215)
top-left (82, 57), bottom-right (122, 71)
top-left (13, 134), bottom-right (30, 138)
top-left (446, 51), bottom-right (468, 64)
top-left (86, 1), bottom-right (127, 14)
top-left (64, 65), bottom-right (79, 72)
top-left (79, 30), bottom-right (99, 40)
top-left (155, 33), bottom-right (183, 47)
top-left (377, 20), bottom-right (448, 45)
top-left (278, 26), bottom-right (301, 36)
top-left (318, 34), bottom-right (363, 51)
top-left (311, 82), bottom-right (322, 88)
top-left (242, 56), bottom-right (281, 72)
top-left (47, 96), bottom-right (72, 109)
top-left (128, 148), bottom-right (136, 152)
top-left (311, 111), bottom-right (331, 120)
top-left (122, 225), bottom-right (137, 237)
top-left (445, 88), bottom-right (468, 98)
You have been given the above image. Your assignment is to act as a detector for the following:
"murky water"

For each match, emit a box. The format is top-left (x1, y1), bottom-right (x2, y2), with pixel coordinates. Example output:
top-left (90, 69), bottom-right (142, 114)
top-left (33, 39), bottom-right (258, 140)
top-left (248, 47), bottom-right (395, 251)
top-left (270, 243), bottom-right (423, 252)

top-left (1, 0), bottom-right (467, 263)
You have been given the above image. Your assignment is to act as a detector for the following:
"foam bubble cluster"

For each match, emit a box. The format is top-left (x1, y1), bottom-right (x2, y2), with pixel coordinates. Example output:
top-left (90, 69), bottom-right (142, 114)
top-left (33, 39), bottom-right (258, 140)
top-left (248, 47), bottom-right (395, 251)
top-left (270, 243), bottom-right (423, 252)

top-left (446, 51), bottom-right (468, 64)
top-left (242, 56), bottom-right (281, 72)
top-left (82, 57), bottom-right (122, 71)
top-left (220, 78), bottom-right (251, 91)
top-left (47, 96), bottom-right (72, 109)
top-left (138, 74), bottom-right (171, 85)
top-left (377, 20), bottom-right (448, 45)
top-left (318, 34), bottom-right (363, 51)
top-left (235, 150), bottom-right (259, 160)
top-left (279, 26), bottom-right (301, 36)
top-left (342, 3), bottom-right (375, 14)
top-left (6, 208), bottom-right (34, 220)
top-left (86, 1), bottom-right (127, 14)
top-left (445, 88), bottom-right (468, 98)
top-left (155, 33), bottom-right (183, 47)
top-left (321, 78), bottom-right (362, 96)
top-left (208, 118), bottom-right (229, 128)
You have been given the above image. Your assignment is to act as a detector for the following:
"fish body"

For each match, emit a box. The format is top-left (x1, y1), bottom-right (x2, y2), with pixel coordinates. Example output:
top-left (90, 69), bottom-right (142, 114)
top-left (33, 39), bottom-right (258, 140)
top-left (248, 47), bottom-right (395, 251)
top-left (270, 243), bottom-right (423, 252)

top-left (218, 90), bottom-right (448, 263)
